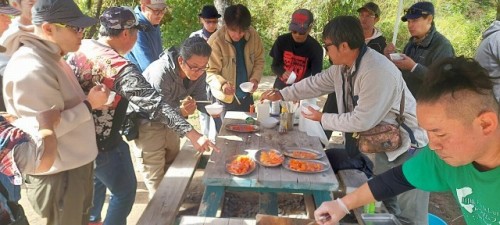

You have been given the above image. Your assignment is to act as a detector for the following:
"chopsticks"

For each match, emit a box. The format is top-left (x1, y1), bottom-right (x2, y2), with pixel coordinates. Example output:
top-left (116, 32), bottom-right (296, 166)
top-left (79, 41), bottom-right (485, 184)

top-left (178, 100), bottom-right (212, 104)
top-left (233, 94), bottom-right (241, 105)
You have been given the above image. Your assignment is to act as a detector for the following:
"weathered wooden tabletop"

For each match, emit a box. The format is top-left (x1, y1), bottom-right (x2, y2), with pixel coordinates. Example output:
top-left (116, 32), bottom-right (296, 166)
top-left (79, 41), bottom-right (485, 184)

top-left (198, 111), bottom-right (339, 217)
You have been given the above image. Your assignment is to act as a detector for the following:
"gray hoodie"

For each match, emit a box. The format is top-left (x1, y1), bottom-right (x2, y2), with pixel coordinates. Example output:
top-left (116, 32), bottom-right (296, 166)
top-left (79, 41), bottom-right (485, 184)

top-left (475, 20), bottom-right (500, 101)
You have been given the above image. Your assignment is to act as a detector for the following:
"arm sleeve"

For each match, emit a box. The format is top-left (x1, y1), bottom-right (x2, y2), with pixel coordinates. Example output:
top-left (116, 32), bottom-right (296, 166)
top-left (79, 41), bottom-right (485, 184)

top-left (249, 32), bottom-right (265, 83)
top-left (280, 67), bottom-right (338, 101)
top-left (114, 65), bottom-right (193, 137)
top-left (368, 165), bottom-right (415, 201)
top-left (270, 38), bottom-right (286, 77)
top-left (9, 63), bottom-right (92, 138)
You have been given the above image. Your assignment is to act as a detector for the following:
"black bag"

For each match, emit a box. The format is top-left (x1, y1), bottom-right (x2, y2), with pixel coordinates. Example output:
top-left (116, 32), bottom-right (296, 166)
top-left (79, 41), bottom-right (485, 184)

top-left (0, 182), bottom-right (29, 225)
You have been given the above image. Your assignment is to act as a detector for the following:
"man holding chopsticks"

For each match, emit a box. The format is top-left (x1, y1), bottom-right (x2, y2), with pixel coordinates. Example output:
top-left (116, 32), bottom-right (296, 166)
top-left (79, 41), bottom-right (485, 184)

top-left (206, 4), bottom-right (264, 121)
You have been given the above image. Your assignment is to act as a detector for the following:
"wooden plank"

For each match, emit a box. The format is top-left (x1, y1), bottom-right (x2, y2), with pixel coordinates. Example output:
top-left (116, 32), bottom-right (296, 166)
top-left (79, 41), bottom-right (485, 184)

top-left (204, 217), bottom-right (230, 225)
top-left (179, 216), bottom-right (206, 225)
top-left (198, 185), bottom-right (225, 217)
top-left (137, 140), bottom-right (201, 225)
top-left (228, 218), bottom-right (257, 225)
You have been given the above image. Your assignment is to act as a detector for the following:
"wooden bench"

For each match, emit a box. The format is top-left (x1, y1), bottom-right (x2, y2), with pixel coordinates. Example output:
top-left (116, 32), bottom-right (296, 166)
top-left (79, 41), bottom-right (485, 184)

top-left (137, 139), bottom-right (204, 225)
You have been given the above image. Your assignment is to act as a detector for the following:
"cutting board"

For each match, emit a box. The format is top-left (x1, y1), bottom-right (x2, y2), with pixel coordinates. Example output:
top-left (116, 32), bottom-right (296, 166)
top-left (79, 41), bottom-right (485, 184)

top-left (255, 214), bottom-right (316, 225)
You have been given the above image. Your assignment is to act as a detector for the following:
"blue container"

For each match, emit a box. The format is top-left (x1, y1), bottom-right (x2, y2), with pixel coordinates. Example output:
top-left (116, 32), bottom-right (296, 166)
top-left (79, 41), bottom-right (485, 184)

top-left (428, 213), bottom-right (447, 225)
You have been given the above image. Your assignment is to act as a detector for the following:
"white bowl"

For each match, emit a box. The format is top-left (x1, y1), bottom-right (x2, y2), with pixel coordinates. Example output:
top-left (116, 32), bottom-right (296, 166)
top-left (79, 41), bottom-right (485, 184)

top-left (260, 117), bottom-right (279, 129)
top-left (301, 103), bottom-right (321, 115)
top-left (239, 82), bottom-right (254, 93)
top-left (205, 103), bottom-right (224, 116)
top-left (389, 53), bottom-right (404, 61)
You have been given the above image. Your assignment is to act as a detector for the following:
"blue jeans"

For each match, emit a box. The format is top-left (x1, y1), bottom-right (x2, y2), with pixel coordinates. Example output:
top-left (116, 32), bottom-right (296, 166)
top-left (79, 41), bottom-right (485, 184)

top-left (0, 173), bottom-right (20, 202)
top-left (89, 141), bottom-right (137, 225)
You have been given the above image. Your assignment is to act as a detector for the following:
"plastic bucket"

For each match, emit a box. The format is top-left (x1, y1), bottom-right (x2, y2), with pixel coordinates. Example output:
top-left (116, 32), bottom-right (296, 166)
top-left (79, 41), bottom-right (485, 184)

top-left (428, 213), bottom-right (447, 225)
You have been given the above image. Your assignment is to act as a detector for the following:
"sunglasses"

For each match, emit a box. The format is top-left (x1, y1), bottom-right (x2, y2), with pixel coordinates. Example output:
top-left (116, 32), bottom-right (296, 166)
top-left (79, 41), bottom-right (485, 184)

top-left (291, 30), bottom-right (307, 35)
top-left (322, 43), bottom-right (334, 51)
top-left (404, 7), bottom-right (430, 16)
top-left (54, 23), bottom-right (85, 33)
top-left (145, 5), bottom-right (167, 15)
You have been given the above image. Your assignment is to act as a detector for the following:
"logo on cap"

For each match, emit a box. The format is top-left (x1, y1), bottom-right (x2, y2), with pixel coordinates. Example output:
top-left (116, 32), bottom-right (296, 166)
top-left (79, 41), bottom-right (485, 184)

top-left (289, 9), bottom-right (314, 34)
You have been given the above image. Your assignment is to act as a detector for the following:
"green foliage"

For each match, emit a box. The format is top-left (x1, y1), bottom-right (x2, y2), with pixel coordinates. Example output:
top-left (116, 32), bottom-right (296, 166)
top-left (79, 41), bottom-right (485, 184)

top-left (76, 0), bottom-right (498, 74)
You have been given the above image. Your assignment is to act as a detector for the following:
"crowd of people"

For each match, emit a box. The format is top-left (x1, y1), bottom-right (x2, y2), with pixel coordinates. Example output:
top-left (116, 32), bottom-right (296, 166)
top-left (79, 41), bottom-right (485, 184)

top-left (0, 0), bottom-right (498, 225)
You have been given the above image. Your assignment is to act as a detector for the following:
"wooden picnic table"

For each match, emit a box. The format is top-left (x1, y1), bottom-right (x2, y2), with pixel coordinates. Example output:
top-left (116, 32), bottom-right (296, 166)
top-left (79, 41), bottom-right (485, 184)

top-left (197, 111), bottom-right (339, 217)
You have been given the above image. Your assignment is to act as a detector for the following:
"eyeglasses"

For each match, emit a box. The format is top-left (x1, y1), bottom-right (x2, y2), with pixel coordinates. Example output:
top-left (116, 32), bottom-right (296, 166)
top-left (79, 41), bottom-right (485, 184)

top-left (145, 5), bottom-right (167, 15)
top-left (183, 60), bottom-right (208, 72)
top-left (202, 18), bottom-right (218, 24)
top-left (291, 30), bottom-right (307, 35)
top-left (53, 23), bottom-right (85, 33)
top-left (323, 43), bottom-right (334, 51)
top-left (404, 8), bottom-right (430, 16)
top-left (359, 13), bottom-right (376, 19)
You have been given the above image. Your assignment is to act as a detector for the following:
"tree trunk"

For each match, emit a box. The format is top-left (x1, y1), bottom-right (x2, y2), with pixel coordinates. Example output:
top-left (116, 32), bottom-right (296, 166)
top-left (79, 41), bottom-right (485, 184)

top-left (85, 0), bottom-right (104, 39)
top-left (214, 0), bottom-right (232, 26)
top-left (497, 0), bottom-right (500, 20)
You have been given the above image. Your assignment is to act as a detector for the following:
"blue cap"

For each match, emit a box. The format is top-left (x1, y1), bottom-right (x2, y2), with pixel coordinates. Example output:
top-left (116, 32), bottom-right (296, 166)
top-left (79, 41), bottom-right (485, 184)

top-left (401, 1), bottom-right (434, 22)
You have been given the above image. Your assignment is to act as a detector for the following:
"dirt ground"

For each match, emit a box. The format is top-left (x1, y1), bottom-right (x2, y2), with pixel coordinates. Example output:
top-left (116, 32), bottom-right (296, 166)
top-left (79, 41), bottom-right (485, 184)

top-left (18, 76), bottom-right (465, 224)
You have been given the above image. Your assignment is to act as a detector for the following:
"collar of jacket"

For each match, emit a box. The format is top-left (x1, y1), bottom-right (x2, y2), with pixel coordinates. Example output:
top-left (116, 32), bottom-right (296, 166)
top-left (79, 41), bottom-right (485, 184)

top-left (410, 24), bottom-right (436, 48)
top-left (135, 6), bottom-right (155, 29)
top-left (222, 26), bottom-right (252, 44)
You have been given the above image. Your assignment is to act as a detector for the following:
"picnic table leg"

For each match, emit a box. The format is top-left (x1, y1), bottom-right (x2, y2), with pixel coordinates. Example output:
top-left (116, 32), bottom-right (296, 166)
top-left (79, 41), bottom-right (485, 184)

top-left (198, 185), bottom-right (224, 217)
top-left (258, 192), bottom-right (279, 215)
top-left (312, 191), bottom-right (333, 208)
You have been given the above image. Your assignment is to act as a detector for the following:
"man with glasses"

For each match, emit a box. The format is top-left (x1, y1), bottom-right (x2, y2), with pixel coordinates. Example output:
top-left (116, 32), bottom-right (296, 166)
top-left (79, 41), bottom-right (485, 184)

top-left (190, 5), bottom-right (220, 41)
top-left (1, 0), bottom-right (110, 224)
top-left (67, 10), bottom-right (216, 223)
top-left (131, 37), bottom-right (212, 199)
top-left (125, 0), bottom-right (167, 73)
top-left (357, 2), bottom-right (386, 53)
top-left (207, 4), bottom-right (264, 115)
top-left (269, 8), bottom-right (323, 90)
top-left (384, 1), bottom-right (454, 98)
top-left (260, 16), bottom-right (429, 225)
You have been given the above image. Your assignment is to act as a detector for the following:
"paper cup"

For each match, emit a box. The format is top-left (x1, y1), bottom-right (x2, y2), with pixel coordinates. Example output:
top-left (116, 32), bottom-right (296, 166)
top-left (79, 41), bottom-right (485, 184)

top-left (286, 71), bottom-right (297, 85)
top-left (106, 91), bottom-right (116, 105)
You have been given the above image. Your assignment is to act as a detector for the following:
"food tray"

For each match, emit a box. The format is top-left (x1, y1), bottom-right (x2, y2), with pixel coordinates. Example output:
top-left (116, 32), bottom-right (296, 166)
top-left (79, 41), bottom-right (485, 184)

top-left (225, 155), bottom-right (256, 176)
top-left (255, 149), bottom-right (284, 167)
top-left (361, 213), bottom-right (403, 225)
top-left (282, 158), bottom-right (329, 173)
top-left (225, 123), bottom-right (259, 133)
top-left (283, 147), bottom-right (324, 160)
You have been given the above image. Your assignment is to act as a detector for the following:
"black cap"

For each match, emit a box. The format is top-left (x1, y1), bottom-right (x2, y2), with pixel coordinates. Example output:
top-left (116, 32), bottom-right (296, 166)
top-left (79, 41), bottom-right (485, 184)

top-left (0, 0), bottom-right (20, 15)
top-left (32, 0), bottom-right (97, 28)
top-left (199, 5), bottom-right (220, 19)
top-left (401, 1), bottom-right (435, 22)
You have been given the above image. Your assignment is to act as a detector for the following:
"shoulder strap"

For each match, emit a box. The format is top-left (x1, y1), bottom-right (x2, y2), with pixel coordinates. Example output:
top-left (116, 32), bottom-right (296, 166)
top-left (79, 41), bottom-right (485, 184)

top-left (397, 88), bottom-right (418, 146)
top-left (0, 180), bottom-right (11, 201)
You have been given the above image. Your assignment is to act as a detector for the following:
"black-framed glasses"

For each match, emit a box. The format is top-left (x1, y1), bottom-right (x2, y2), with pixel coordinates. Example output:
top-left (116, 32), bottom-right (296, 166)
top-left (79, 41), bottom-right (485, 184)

top-left (54, 23), bottom-right (85, 33)
top-left (323, 43), bottom-right (334, 51)
top-left (404, 7), bottom-right (430, 16)
top-left (145, 5), bottom-right (167, 15)
top-left (183, 60), bottom-right (208, 72)
top-left (202, 18), bottom-right (218, 24)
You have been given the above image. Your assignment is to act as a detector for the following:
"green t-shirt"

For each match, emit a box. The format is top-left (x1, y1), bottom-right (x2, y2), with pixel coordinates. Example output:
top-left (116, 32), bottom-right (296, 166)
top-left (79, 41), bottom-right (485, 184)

top-left (403, 146), bottom-right (500, 224)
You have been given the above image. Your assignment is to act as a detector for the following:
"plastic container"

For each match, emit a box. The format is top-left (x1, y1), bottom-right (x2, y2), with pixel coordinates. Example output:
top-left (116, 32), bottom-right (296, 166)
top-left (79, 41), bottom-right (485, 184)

top-left (270, 100), bottom-right (280, 117)
top-left (428, 213), bottom-right (447, 225)
top-left (256, 100), bottom-right (270, 122)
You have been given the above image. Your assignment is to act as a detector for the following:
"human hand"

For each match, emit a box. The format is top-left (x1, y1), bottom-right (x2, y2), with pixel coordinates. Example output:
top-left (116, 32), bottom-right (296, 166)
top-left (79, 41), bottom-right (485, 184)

top-left (383, 43), bottom-right (396, 58)
top-left (186, 130), bottom-right (220, 153)
top-left (314, 199), bottom-right (349, 225)
top-left (0, 112), bottom-right (18, 123)
top-left (222, 82), bottom-right (235, 95)
top-left (87, 84), bottom-right (110, 109)
top-left (260, 89), bottom-right (283, 102)
top-left (180, 96), bottom-right (197, 117)
top-left (392, 55), bottom-right (417, 71)
top-left (36, 106), bottom-right (61, 129)
top-left (301, 106), bottom-right (322, 122)
top-left (250, 79), bottom-right (259, 93)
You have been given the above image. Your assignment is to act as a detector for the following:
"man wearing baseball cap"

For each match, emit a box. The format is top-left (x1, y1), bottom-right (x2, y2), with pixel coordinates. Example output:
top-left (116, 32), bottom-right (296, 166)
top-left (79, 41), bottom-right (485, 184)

top-left (384, 1), bottom-right (454, 98)
top-left (125, 0), bottom-right (167, 73)
top-left (270, 8), bottom-right (323, 90)
top-left (357, 2), bottom-right (386, 53)
top-left (1, 0), bottom-right (110, 224)
top-left (67, 7), bottom-right (217, 224)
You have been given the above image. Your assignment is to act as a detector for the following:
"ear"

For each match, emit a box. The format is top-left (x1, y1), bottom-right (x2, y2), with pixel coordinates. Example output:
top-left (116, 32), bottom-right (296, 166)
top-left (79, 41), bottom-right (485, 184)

top-left (11, 1), bottom-right (20, 9)
top-left (476, 111), bottom-right (498, 135)
top-left (177, 56), bottom-right (183, 65)
top-left (375, 17), bottom-right (380, 23)
top-left (41, 22), bottom-right (54, 36)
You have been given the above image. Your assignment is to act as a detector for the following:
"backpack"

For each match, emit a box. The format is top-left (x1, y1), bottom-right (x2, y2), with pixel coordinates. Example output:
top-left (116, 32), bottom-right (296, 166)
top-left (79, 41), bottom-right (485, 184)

top-left (0, 182), bottom-right (29, 225)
